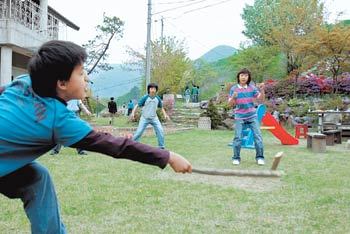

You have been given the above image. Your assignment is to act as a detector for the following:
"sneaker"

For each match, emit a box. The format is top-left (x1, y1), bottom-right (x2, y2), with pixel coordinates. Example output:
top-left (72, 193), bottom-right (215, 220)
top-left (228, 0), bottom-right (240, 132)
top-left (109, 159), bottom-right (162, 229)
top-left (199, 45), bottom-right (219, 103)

top-left (257, 158), bottom-right (265, 165)
top-left (232, 159), bottom-right (240, 165)
top-left (78, 151), bottom-right (88, 155)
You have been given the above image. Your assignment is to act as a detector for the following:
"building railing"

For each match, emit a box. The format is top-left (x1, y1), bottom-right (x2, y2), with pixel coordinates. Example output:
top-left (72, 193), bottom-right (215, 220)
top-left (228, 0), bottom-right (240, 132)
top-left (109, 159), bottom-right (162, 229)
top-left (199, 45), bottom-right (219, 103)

top-left (0, 0), bottom-right (59, 40)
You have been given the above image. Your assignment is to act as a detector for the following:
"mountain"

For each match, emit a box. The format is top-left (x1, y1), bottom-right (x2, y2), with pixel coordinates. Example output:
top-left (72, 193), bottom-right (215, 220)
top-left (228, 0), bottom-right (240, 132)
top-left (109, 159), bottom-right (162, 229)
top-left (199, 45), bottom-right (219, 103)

top-left (89, 64), bottom-right (142, 98)
top-left (197, 45), bottom-right (237, 63)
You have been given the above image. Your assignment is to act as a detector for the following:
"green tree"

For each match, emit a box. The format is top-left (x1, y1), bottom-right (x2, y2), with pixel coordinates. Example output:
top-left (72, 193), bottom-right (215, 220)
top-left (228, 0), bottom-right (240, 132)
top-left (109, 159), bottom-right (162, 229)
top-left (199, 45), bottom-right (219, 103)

top-left (232, 45), bottom-right (283, 82)
top-left (242, 0), bottom-right (324, 74)
top-left (297, 23), bottom-right (350, 93)
top-left (126, 36), bottom-right (192, 94)
top-left (241, 0), bottom-right (275, 45)
top-left (83, 14), bottom-right (124, 75)
top-left (190, 59), bottom-right (218, 86)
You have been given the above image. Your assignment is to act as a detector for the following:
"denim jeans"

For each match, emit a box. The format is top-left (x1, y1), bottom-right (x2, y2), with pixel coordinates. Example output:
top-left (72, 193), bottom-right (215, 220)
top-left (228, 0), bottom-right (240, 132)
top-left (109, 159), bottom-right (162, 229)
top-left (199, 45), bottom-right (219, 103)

top-left (185, 95), bottom-right (190, 103)
top-left (133, 116), bottom-right (165, 148)
top-left (232, 117), bottom-right (264, 161)
top-left (0, 162), bottom-right (66, 234)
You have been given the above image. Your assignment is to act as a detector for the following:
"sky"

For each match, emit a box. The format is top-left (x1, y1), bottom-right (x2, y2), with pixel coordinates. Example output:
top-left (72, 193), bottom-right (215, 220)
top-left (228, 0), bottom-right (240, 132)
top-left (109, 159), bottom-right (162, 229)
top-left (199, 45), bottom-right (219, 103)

top-left (49, 0), bottom-right (350, 64)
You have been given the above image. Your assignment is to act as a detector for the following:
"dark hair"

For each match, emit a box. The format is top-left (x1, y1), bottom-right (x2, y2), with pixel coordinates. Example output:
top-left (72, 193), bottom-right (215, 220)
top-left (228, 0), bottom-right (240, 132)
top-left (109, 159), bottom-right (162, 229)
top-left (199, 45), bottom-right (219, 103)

top-left (28, 40), bottom-right (87, 97)
top-left (147, 83), bottom-right (158, 93)
top-left (236, 68), bottom-right (251, 85)
top-left (110, 97), bottom-right (114, 100)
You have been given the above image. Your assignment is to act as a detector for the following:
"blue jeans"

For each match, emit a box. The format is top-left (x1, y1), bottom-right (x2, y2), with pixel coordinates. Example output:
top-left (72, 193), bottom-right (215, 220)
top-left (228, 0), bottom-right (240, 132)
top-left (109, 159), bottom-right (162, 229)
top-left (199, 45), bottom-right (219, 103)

top-left (133, 116), bottom-right (165, 148)
top-left (232, 117), bottom-right (264, 161)
top-left (0, 162), bottom-right (66, 234)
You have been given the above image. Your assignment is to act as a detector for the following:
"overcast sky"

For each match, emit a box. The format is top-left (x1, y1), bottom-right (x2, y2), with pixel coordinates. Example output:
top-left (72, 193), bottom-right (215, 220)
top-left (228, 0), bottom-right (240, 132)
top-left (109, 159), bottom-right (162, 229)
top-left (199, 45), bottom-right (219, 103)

top-left (49, 0), bottom-right (350, 64)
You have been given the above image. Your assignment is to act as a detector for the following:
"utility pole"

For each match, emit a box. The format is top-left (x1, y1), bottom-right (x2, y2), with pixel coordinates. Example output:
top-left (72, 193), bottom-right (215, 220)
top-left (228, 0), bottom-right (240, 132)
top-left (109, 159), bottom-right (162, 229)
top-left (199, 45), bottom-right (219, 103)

top-left (161, 16), bottom-right (164, 42)
top-left (145, 0), bottom-right (152, 90)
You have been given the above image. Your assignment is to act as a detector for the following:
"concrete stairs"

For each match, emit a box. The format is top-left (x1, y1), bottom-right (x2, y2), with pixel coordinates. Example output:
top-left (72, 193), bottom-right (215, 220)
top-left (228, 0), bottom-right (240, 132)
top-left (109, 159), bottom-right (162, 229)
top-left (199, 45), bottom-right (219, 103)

top-left (169, 103), bottom-right (204, 128)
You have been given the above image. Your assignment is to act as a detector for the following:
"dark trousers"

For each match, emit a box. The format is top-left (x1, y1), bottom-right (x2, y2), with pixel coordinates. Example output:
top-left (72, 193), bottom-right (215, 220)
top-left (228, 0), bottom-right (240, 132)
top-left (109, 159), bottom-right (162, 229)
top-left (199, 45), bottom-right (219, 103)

top-left (51, 144), bottom-right (85, 154)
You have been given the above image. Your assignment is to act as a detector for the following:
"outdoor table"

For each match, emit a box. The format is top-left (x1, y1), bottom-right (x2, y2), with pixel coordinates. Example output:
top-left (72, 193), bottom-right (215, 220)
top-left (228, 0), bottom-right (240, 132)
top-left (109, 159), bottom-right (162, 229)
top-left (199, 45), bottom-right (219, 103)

top-left (308, 110), bottom-right (350, 133)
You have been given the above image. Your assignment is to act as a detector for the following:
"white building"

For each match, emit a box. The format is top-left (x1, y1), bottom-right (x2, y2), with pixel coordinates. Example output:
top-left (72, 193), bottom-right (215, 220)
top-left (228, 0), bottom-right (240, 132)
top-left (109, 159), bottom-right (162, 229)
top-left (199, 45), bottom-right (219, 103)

top-left (0, 0), bottom-right (79, 85)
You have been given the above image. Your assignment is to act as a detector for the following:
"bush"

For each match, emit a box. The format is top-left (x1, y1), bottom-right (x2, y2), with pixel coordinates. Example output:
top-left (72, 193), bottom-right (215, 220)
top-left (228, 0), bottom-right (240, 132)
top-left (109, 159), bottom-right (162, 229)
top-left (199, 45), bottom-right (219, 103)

top-left (200, 100), bottom-right (222, 129)
top-left (338, 73), bottom-right (350, 94)
top-left (319, 96), bottom-right (343, 110)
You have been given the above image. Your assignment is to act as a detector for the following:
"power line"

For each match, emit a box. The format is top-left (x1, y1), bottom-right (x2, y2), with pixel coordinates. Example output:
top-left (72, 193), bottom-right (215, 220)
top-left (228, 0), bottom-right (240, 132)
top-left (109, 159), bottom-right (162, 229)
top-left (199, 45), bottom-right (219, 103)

top-left (92, 77), bottom-right (143, 92)
top-left (182, 0), bottom-right (233, 14)
top-left (154, 0), bottom-right (233, 21)
top-left (153, 0), bottom-right (203, 5)
top-left (152, 0), bottom-right (210, 15)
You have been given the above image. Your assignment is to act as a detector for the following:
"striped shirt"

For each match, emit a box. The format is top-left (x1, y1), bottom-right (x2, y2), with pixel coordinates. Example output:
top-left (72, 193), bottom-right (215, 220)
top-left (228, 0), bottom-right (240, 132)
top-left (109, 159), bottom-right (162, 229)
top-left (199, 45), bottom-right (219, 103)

top-left (229, 84), bottom-right (260, 120)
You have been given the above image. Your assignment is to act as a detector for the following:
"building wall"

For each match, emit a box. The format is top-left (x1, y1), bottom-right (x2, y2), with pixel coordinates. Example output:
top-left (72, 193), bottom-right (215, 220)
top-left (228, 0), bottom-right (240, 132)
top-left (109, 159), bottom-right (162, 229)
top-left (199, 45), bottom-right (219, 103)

top-left (0, 20), bottom-right (47, 49)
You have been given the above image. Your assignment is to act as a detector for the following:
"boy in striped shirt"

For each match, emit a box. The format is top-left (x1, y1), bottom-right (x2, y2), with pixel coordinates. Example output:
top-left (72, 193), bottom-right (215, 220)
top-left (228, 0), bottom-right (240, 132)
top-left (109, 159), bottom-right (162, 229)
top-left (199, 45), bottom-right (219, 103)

top-left (228, 68), bottom-right (265, 165)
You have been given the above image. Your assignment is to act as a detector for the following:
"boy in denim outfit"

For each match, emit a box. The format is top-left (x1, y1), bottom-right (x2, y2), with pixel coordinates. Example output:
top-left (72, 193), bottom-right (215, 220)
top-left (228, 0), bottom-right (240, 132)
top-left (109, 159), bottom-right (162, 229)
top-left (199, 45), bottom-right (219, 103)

top-left (131, 83), bottom-right (169, 149)
top-left (228, 68), bottom-right (265, 165)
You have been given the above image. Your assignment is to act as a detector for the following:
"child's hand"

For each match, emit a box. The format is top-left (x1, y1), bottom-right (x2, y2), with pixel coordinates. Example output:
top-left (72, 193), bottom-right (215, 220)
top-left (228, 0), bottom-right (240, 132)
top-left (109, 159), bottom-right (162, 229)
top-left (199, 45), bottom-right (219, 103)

top-left (164, 114), bottom-right (170, 121)
top-left (232, 91), bottom-right (238, 98)
top-left (257, 83), bottom-right (265, 90)
top-left (168, 151), bottom-right (192, 173)
top-left (122, 132), bottom-right (133, 139)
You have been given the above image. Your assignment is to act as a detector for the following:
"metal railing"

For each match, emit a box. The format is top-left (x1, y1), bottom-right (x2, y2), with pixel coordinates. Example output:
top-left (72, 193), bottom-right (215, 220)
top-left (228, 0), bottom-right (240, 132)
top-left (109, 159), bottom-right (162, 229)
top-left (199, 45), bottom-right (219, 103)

top-left (0, 0), bottom-right (59, 40)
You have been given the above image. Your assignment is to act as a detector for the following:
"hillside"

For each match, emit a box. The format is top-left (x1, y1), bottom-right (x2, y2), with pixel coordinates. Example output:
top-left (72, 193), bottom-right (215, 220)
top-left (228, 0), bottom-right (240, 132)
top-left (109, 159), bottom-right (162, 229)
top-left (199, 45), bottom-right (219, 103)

top-left (89, 64), bottom-right (142, 98)
top-left (197, 45), bottom-right (237, 63)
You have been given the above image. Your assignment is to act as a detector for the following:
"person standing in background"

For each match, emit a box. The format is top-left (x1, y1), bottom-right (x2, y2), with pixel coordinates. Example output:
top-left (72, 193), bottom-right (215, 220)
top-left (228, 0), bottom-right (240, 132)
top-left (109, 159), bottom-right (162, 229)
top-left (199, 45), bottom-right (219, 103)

top-left (108, 97), bottom-right (117, 125)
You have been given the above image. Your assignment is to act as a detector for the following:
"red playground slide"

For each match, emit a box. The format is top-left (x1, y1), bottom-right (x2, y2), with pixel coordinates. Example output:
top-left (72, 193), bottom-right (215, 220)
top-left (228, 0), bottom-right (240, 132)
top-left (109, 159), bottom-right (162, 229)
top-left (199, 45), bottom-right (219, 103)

top-left (262, 112), bottom-right (299, 145)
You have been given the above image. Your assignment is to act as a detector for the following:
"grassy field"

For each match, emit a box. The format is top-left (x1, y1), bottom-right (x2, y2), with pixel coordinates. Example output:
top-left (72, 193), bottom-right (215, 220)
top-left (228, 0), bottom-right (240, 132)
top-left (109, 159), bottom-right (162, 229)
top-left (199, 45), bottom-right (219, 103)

top-left (86, 115), bottom-right (138, 128)
top-left (1, 129), bottom-right (350, 233)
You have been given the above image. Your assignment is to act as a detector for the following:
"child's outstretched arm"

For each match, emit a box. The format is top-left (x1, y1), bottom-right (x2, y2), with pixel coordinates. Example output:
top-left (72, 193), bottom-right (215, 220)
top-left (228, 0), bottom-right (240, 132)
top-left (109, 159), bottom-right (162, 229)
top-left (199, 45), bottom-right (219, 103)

top-left (161, 107), bottom-right (170, 121)
top-left (70, 130), bottom-right (192, 173)
top-left (79, 100), bottom-right (92, 115)
top-left (130, 105), bottom-right (138, 120)
top-left (256, 83), bottom-right (265, 101)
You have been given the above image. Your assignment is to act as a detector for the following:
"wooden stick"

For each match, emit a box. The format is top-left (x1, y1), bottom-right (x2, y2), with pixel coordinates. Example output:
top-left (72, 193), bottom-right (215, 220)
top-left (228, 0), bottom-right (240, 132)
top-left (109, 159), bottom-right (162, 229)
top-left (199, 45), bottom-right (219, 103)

top-left (270, 152), bottom-right (284, 171)
top-left (192, 168), bottom-right (283, 177)
top-left (191, 152), bottom-right (285, 178)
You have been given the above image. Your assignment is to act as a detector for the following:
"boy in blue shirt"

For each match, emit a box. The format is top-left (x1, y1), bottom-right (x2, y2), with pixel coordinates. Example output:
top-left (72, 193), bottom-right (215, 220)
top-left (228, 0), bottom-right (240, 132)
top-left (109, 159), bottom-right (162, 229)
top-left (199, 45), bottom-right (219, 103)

top-left (228, 68), bottom-right (265, 165)
top-left (0, 40), bottom-right (192, 233)
top-left (131, 83), bottom-right (169, 149)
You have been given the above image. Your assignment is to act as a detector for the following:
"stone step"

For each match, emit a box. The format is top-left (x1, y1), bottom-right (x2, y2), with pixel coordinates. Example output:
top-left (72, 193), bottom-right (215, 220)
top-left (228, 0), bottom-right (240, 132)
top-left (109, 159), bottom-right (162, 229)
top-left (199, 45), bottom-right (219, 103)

top-left (172, 110), bottom-right (202, 114)
top-left (173, 123), bottom-right (197, 128)
top-left (171, 114), bottom-right (201, 119)
top-left (174, 108), bottom-right (203, 113)
top-left (171, 116), bottom-right (199, 121)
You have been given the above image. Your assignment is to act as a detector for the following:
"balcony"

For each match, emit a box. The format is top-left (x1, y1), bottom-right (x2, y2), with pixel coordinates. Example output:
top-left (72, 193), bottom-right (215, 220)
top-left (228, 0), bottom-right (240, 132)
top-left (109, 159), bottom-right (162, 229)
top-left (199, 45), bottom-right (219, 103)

top-left (0, 0), bottom-right (78, 52)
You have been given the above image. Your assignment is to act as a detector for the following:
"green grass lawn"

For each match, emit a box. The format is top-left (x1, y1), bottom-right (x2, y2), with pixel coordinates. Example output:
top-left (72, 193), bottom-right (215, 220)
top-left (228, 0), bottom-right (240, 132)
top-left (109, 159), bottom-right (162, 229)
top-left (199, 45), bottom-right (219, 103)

top-left (1, 130), bottom-right (350, 233)
top-left (87, 115), bottom-right (138, 128)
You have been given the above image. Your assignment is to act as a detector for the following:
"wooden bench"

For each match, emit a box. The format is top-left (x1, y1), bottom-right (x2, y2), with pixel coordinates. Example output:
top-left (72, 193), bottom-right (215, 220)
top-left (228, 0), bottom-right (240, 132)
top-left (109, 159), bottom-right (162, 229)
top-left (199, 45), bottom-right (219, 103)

top-left (307, 133), bottom-right (326, 153)
top-left (322, 130), bottom-right (342, 145)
